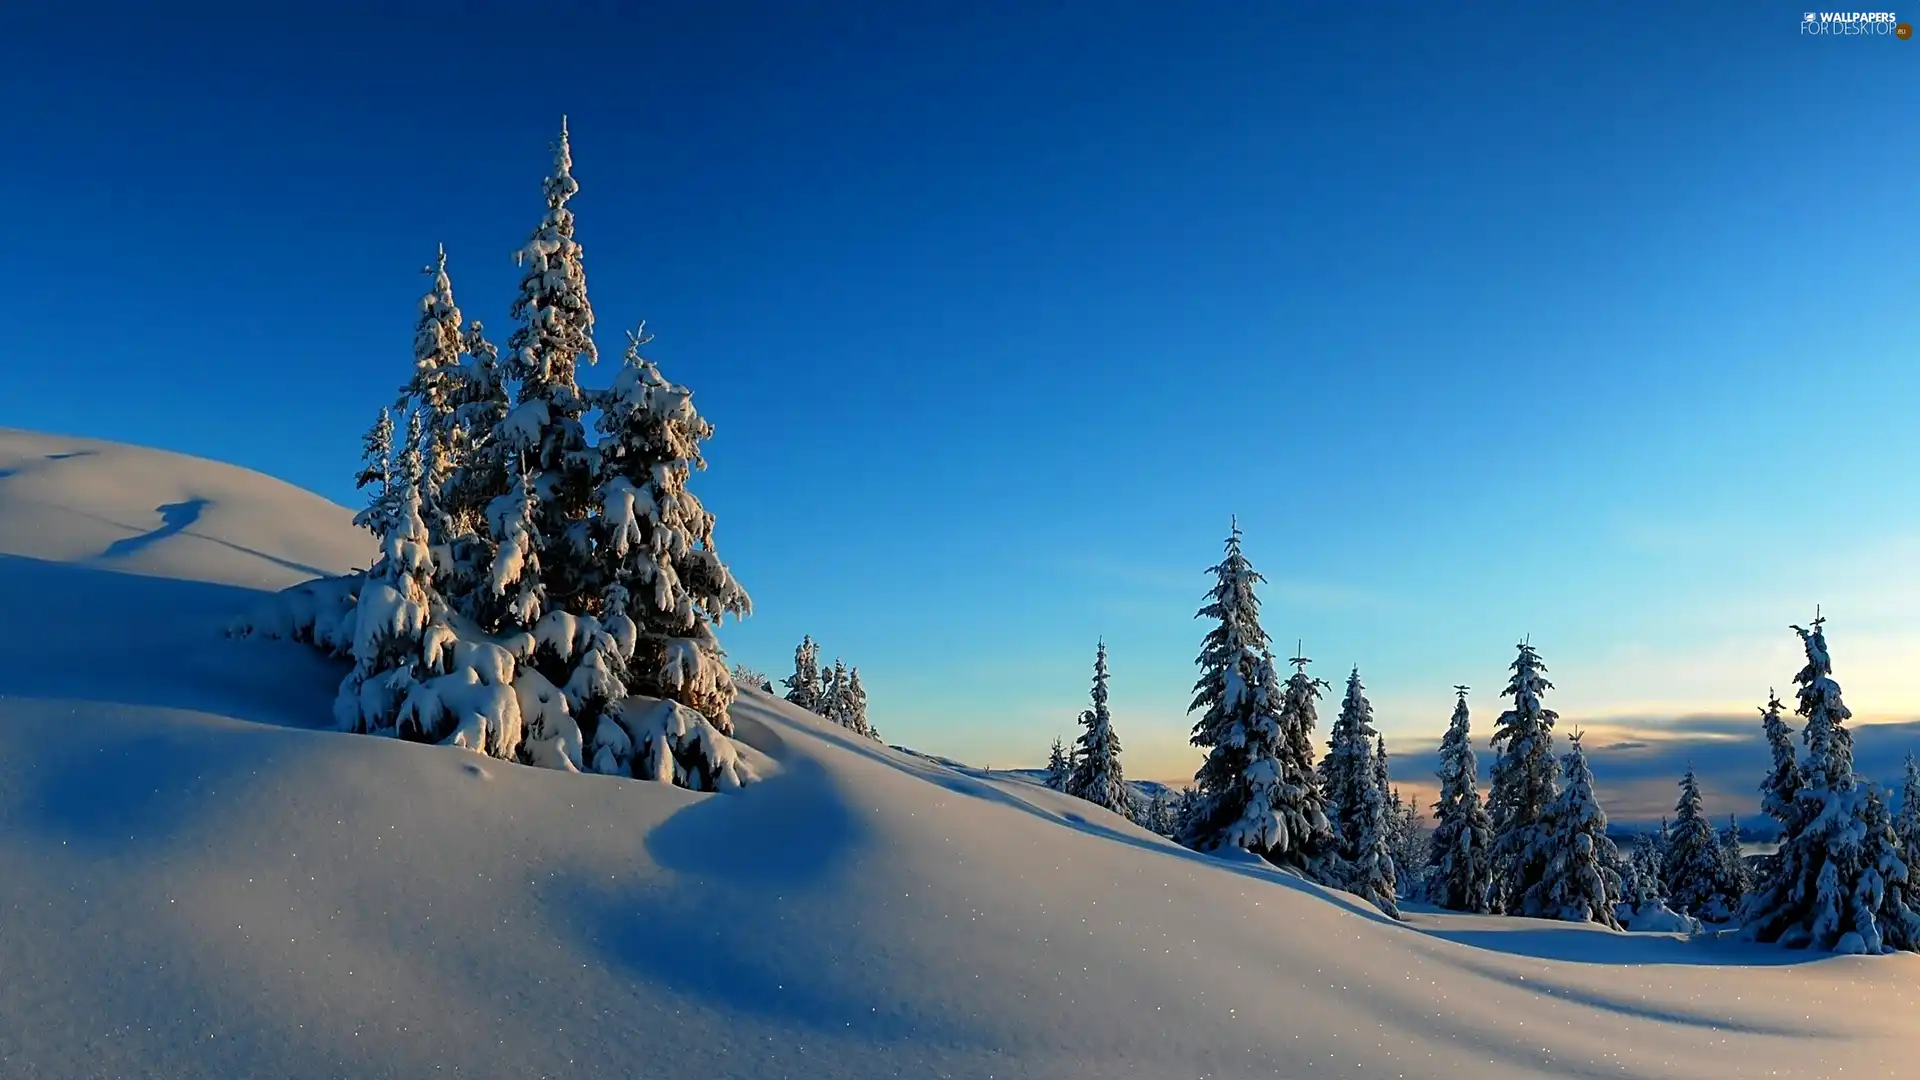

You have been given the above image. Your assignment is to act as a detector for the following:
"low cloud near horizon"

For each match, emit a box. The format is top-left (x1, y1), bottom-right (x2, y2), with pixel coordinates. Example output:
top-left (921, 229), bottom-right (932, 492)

top-left (1144, 713), bottom-right (1920, 829)
top-left (1403, 713), bottom-right (1920, 828)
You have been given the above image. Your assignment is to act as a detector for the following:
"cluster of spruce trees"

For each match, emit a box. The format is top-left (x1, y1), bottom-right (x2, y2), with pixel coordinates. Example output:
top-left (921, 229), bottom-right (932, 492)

top-left (1615, 776), bottom-right (1751, 924)
top-left (236, 123), bottom-right (755, 792)
top-left (1064, 522), bottom-right (1920, 950)
top-left (781, 635), bottom-right (881, 741)
top-left (1171, 526), bottom-right (1920, 953)
top-left (1602, 619), bottom-right (1920, 952)
top-left (1418, 640), bottom-right (1622, 926)
top-left (1168, 523), bottom-right (1435, 918)
top-left (1736, 618), bottom-right (1920, 953)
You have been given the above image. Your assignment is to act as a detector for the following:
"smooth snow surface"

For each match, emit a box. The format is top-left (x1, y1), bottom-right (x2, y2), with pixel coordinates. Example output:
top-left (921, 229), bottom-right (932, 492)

top-left (1, 430), bottom-right (1916, 1079)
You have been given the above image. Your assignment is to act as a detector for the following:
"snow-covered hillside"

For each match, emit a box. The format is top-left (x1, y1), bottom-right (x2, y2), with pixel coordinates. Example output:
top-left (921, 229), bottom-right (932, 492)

top-left (1, 431), bottom-right (1914, 1079)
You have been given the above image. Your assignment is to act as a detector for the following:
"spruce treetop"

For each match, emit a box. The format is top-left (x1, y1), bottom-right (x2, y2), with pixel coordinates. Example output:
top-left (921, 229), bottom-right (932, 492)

top-left (1792, 611), bottom-right (1855, 791)
top-left (508, 118), bottom-right (597, 398)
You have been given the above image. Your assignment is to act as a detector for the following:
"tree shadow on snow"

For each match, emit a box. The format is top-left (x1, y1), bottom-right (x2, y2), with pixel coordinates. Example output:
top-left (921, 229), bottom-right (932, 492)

top-left (3, 701), bottom-right (302, 858)
top-left (0, 554), bottom-right (344, 731)
top-left (1418, 922), bottom-right (1834, 968)
top-left (1433, 948), bottom-right (1834, 1040)
top-left (99, 498), bottom-right (210, 559)
top-left (84, 499), bottom-right (334, 580)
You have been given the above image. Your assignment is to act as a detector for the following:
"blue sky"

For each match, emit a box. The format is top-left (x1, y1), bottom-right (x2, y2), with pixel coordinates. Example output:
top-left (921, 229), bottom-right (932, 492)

top-left (2, 4), bottom-right (1916, 799)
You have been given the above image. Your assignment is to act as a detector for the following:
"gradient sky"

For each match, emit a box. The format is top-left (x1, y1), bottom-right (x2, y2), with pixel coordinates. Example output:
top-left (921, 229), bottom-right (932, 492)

top-left (2, 4), bottom-right (1916, 799)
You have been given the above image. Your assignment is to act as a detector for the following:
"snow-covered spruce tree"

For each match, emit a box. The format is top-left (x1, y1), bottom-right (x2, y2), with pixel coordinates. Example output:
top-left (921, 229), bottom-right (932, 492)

top-left (1044, 737), bottom-right (1070, 791)
top-left (842, 668), bottom-right (875, 739)
top-left (397, 410), bottom-right (426, 497)
top-left (1720, 815), bottom-right (1753, 902)
top-left (1626, 832), bottom-right (1668, 911)
top-left (1180, 523), bottom-right (1333, 873)
top-left (500, 118), bottom-right (601, 615)
top-left (336, 476), bottom-right (524, 762)
top-left (1742, 614), bottom-right (1892, 952)
top-left (1859, 785), bottom-right (1920, 952)
top-left (485, 458), bottom-right (548, 634)
top-left (1322, 668), bottom-right (1381, 856)
top-left (1898, 755), bottom-right (1920, 882)
top-left (728, 662), bottom-right (773, 695)
top-left (397, 247), bottom-right (468, 526)
top-left (783, 635), bottom-right (824, 713)
top-left (586, 324), bottom-right (752, 728)
top-left (1068, 640), bottom-right (1132, 815)
top-left (1321, 668), bottom-right (1398, 915)
top-left (1140, 788), bottom-right (1176, 837)
top-left (1429, 685), bottom-right (1495, 913)
top-left (1171, 786), bottom-right (1202, 838)
top-left (1270, 650), bottom-right (1339, 874)
top-left (1526, 733), bottom-right (1622, 928)
top-left (352, 408), bottom-right (397, 538)
top-left (434, 316), bottom-right (514, 622)
top-left (1389, 790), bottom-right (1430, 902)
top-left (1757, 689), bottom-right (1802, 837)
top-left (334, 476), bottom-right (440, 735)
top-left (1488, 640), bottom-right (1560, 916)
top-left (1665, 767), bottom-right (1740, 921)
top-left (522, 316), bottom-right (756, 790)
top-left (1739, 689), bottom-right (1803, 923)
top-left (819, 658), bottom-right (849, 723)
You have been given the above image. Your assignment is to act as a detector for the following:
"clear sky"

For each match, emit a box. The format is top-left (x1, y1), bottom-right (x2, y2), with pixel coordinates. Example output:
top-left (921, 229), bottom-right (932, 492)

top-left (2, 4), bottom-right (1915, 793)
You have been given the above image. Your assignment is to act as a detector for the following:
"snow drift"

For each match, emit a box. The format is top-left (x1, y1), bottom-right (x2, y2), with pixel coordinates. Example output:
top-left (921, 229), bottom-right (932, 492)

top-left (0, 430), bottom-right (1915, 1079)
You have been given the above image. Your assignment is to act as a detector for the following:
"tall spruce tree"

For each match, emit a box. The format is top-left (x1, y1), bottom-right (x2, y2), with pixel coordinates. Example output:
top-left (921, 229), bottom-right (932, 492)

top-left (1527, 733), bottom-right (1623, 928)
top-left (1743, 614), bottom-right (1899, 952)
top-left (1430, 686), bottom-right (1495, 913)
top-left (502, 118), bottom-right (601, 613)
top-left (1323, 668), bottom-right (1383, 858)
top-left (1665, 767), bottom-right (1739, 921)
top-left (820, 659), bottom-right (849, 725)
top-left (842, 668), bottom-right (875, 739)
top-left (1320, 668), bottom-right (1398, 915)
top-left (1181, 522), bottom-right (1331, 869)
top-left (1068, 640), bottom-right (1132, 815)
top-left (1488, 640), bottom-right (1560, 915)
top-left (437, 315), bottom-right (513, 621)
top-left (590, 325), bottom-right (752, 726)
top-left (1263, 649), bottom-right (1337, 872)
top-left (398, 246), bottom-right (469, 531)
top-left (783, 636), bottom-right (824, 713)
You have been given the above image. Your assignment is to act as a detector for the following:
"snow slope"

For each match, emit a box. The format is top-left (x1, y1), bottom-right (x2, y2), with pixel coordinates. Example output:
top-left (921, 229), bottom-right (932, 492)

top-left (1, 431), bottom-right (1915, 1079)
